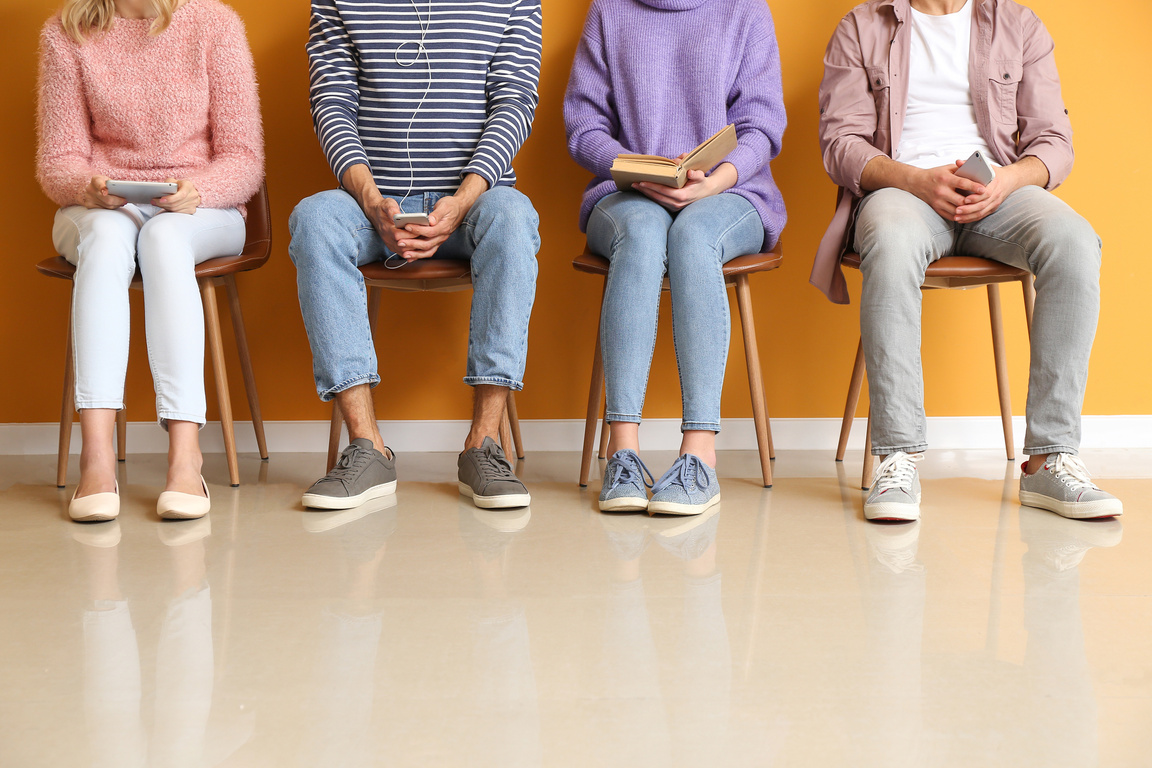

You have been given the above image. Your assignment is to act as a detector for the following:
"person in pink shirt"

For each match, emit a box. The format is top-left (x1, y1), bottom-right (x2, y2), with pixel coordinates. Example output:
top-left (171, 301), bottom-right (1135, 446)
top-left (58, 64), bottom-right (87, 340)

top-left (36, 0), bottom-right (263, 522)
top-left (813, 0), bottom-right (1121, 523)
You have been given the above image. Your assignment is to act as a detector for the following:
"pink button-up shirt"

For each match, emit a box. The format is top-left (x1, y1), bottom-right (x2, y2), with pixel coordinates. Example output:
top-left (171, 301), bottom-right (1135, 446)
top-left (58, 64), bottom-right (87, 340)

top-left (810, 0), bottom-right (1074, 304)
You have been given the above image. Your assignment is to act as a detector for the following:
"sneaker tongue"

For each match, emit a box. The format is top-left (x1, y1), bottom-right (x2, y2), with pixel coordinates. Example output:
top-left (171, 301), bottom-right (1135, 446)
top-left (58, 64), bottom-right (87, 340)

top-left (350, 438), bottom-right (375, 451)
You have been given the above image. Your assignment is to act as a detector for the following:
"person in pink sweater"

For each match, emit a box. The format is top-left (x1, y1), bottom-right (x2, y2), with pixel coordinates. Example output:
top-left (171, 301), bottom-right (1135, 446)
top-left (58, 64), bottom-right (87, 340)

top-left (36, 0), bottom-right (263, 522)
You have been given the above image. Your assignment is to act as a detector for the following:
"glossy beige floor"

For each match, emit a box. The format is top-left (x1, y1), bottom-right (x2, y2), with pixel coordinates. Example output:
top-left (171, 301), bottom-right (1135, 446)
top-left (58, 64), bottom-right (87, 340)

top-left (1, 449), bottom-right (1149, 767)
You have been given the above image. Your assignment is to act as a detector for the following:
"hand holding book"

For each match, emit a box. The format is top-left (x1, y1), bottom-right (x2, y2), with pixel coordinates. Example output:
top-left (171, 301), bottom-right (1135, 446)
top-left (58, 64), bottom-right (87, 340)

top-left (610, 125), bottom-right (738, 191)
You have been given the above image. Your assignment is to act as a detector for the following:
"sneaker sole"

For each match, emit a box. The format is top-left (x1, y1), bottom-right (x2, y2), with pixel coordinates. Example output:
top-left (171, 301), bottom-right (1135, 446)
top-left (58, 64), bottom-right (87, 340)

top-left (864, 493), bottom-right (922, 522)
top-left (303, 480), bottom-right (397, 511)
top-left (1019, 490), bottom-right (1123, 520)
top-left (458, 482), bottom-right (531, 509)
top-left (599, 496), bottom-right (648, 512)
top-left (647, 493), bottom-right (721, 517)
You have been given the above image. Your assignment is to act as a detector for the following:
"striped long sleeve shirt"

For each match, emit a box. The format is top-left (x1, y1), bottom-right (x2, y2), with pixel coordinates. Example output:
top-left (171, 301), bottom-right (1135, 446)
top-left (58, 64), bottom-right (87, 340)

top-left (307, 0), bottom-right (542, 195)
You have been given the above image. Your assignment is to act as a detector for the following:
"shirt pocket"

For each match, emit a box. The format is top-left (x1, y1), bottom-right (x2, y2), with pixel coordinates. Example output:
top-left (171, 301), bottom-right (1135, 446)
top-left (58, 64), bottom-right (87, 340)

top-left (865, 65), bottom-right (891, 138)
top-left (989, 59), bottom-right (1024, 126)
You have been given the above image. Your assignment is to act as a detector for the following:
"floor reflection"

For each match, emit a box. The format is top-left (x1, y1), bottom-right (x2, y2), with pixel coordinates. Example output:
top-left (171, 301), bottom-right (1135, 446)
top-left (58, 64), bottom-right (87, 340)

top-left (76, 514), bottom-right (250, 767)
top-left (596, 505), bottom-right (731, 766)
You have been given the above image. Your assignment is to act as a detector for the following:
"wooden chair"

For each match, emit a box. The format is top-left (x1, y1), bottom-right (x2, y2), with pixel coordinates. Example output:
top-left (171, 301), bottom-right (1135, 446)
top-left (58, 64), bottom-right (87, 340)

top-left (38, 182), bottom-right (273, 488)
top-left (835, 252), bottom-right (1036, 489)
top-left (326, 259), bottom-right (524, 471)
top-left (573, 243), bottom-right (783, 489)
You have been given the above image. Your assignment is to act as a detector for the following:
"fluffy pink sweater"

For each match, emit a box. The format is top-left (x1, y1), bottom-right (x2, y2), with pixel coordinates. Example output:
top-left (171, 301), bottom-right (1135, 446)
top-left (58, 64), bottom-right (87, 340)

top-left (36, 0), bottom-right (263, 212)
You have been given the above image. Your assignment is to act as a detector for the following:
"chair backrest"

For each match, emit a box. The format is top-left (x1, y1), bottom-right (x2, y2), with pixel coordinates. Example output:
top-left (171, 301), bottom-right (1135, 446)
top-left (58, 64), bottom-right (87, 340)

top-left (243, 181), bottom-right (271, 255)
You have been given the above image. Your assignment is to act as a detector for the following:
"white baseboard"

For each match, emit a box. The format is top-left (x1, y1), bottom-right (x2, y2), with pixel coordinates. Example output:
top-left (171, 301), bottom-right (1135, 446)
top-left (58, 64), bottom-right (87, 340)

top-left (2, 415), bottom-right (1150, 455)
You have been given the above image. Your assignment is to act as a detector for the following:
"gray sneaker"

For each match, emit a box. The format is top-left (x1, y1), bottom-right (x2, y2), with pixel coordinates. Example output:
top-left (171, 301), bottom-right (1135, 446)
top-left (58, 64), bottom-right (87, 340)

top-left (864, 451), bottom-right (923, 522)
top-left (1019, 453), bottom-right (1123, 519)
top-left (458, 437), bottom-right (531, 509)
top-left (599, 449), bottom-right (654, 512)
top-left (302, 438), bottom-right (397, 510)
top-left (648, 454), bottom-right (720, 516)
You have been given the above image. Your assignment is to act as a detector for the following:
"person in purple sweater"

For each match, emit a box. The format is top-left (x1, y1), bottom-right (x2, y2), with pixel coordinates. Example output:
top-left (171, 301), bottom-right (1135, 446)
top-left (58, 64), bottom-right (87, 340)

top-left (565, 0), bottom-right (786, 516)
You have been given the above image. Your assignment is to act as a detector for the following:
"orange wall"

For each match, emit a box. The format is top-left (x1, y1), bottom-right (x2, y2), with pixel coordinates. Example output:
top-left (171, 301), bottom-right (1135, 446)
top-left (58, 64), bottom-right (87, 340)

top-left (2, 0), bottom-right (1149, 427)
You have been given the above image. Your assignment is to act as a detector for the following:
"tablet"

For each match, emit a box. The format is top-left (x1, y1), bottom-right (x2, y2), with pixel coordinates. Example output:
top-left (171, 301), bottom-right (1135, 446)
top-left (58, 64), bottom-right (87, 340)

top-left (105, 180), bottom-right (179, 204)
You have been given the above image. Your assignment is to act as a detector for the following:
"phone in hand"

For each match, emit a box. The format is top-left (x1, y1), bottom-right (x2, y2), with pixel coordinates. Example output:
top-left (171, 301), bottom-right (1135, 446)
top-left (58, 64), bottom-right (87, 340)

top-left (393, 212), bottom-right (431, 226)
top-left (955, 150), bottom-right (996, 188)
top-left (105, 180), bottom-right (179, 204)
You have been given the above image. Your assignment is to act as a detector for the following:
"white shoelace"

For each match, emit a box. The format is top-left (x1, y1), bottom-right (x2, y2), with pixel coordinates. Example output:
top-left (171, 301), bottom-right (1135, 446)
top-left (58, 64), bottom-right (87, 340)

top-left (872, 451), bottom-right (924, 492)
top-left (1043, 453), bottom-right (1099, 492)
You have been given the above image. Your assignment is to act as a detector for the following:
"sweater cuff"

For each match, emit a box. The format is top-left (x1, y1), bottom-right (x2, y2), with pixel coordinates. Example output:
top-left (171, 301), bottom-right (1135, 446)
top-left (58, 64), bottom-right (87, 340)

top-left (725, 145), bottom-right (760, 185)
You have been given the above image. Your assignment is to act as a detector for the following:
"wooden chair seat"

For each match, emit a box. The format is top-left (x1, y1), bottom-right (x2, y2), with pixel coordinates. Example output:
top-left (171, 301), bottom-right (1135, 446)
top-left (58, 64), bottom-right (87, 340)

top-left (40, 182), bottom-right (272, 488)
top-left (574, 243), bottom-right (783, 488)
top-left (836, 251), bottom-right (1035, 489)
top-left (326, 257), bottom-right (524, 470)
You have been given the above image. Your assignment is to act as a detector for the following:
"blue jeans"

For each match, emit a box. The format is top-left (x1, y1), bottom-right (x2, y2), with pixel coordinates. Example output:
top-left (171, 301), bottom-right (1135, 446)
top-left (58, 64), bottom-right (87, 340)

top-left (587, 192), bottom-right (765, 433)
top-left (289, 186), bottom-right (540, 400)
top-left (854, 186), bottom-right (1101, 456)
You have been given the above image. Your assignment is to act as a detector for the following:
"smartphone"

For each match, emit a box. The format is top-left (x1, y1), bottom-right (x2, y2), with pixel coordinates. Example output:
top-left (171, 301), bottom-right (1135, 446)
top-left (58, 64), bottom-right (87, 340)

top-left (394, 212), bottom-right (431, 226)
top-left (105, 180), bottom-right (179, 204)
top-left (955, 150), bottom-right (996, 187)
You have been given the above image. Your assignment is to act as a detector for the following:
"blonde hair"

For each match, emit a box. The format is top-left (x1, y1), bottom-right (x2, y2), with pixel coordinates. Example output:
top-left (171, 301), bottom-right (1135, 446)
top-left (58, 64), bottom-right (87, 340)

top-left (60, 0), bottom-right (179, 44)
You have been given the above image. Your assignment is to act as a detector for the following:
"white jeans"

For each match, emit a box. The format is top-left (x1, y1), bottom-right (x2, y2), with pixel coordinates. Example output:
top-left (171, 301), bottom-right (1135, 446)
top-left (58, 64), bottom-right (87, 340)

top-left (53, 205), bottom-right (246, 425)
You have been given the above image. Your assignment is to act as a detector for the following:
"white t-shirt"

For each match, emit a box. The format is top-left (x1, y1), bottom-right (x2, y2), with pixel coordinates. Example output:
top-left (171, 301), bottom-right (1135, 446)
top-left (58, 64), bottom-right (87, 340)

top-left (894, 0), bottom-right (996, 170)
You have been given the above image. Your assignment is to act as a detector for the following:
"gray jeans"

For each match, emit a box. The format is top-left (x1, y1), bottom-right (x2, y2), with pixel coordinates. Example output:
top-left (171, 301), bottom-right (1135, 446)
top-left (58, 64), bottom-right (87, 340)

top-left (853, 185), bottom-right (1101, 456)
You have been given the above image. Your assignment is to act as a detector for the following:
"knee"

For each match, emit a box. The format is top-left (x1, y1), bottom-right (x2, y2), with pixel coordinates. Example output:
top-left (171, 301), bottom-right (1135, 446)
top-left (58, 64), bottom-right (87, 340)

top-left (135, 216), bottom-right (192, 266)
top-left (1036, 214), bottom-right (1102, 282)
top-left (288, 190), bottom-right (358, 266)
top-left (470, 187), bottom-right (540, 241)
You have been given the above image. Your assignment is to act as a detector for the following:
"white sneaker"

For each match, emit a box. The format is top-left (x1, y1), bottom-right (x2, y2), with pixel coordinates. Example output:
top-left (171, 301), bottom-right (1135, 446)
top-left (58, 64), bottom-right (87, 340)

top-left (1019, 453), bottom-right (1123, 520)
top-left (864, 452), bottom-right (923, 522)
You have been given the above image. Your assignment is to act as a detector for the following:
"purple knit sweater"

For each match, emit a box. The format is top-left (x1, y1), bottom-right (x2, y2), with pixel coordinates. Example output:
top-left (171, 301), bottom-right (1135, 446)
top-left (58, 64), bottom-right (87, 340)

top-left (564, 0), bottom-right (787, 248)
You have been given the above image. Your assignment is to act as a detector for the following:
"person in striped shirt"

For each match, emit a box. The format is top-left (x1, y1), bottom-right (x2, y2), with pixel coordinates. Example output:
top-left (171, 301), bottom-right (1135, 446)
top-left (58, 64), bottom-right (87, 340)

top-left (289, 0), bottom-right (542, 512)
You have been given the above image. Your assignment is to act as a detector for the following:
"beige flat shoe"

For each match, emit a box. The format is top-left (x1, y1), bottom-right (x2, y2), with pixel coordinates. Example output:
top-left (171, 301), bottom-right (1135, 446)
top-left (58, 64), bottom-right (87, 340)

top-left (157, 476), bottom-right (211, 520)
top-left (69, 481), bottom-right (120, 522)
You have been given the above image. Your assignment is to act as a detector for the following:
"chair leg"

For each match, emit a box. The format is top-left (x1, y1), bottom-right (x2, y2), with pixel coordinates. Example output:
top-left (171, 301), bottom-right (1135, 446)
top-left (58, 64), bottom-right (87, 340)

top-left (837, 338), bottom-right (866, 462)
top-left (861, 406), bottom-right (875, 491)
top-left (1022, 276), bottom-right (1035, 338)
top-left (327, 401), bottom-right (343, 472)
top-left (987, 284), bottom-right (1015, 461)
top-left (202, 280), bottom-right (240, 487)
top-left (734, 275), bottom-right (773, 488)
top-left (57, 313), bottom-right (75, 488)
top-left (506, 390), bottom-right (525, 460)
top-left (580, 283), bottom-right (607, 487)
top-left (598, 406), bottom-right (609, 460)
top-left (225, 275), bottom-right (268, 460)
top-left (116, 409), bottom-right (127, 462)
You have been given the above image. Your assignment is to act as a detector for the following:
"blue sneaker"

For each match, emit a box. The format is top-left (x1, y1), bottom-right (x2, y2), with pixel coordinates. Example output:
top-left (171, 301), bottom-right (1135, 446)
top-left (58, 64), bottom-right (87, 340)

top-left (599, 450), bottom-right (654, 512)
top-left (648, 454), bottom-right (720, 516)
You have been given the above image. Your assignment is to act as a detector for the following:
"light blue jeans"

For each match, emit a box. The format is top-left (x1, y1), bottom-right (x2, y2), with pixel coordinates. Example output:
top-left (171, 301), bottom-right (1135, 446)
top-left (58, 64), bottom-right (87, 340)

top-left (854, 186), bottom-right (1101, 456)
top-left (587, 192), bottom-right (765, 433)
top-left (288, 186), bottom-right (540, 400)
top-left (53, 204), bottom-right (247, 425)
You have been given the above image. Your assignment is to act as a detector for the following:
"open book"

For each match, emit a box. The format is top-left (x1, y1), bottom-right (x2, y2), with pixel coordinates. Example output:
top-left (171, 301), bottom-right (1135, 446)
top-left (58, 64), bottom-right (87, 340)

top-left (610, 125), bottom-right (737, 191)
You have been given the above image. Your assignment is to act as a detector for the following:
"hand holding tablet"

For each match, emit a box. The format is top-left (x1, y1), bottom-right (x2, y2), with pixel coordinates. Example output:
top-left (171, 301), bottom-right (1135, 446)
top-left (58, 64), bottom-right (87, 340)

top-left (105, 180), bottom-right (180, 204)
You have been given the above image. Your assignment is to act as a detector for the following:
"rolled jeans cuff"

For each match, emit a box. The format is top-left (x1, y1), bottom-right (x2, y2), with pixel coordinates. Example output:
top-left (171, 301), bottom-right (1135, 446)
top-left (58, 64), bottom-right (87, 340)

top-left (871, 442), bottom-right (928, 457)
top-left (75, 401), bottom-right (124, 411)
top-left (682, 421), bottom-right (721, 434)
top-left (1024, 445), bottom-right (1078, 457)
top-left (158, 411), bottom-right (207, 429)
top-left (606, 412), bottom-right (641, 425)
top-left (319, 374), bottom-right (381, 403)
top-left (463, 375), bottom-right (522, 392)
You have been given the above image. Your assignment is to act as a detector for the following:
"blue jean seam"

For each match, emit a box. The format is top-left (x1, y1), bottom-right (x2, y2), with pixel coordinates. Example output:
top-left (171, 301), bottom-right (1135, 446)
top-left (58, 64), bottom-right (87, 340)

top-left (871, 442), bottom-right (928, 456)
top-left (599, 205), bottom-right (662, 422)
top-left (669, 206), bottom-right (757, 428)
top-left (1024, 445), bottom-right (1078, 456)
